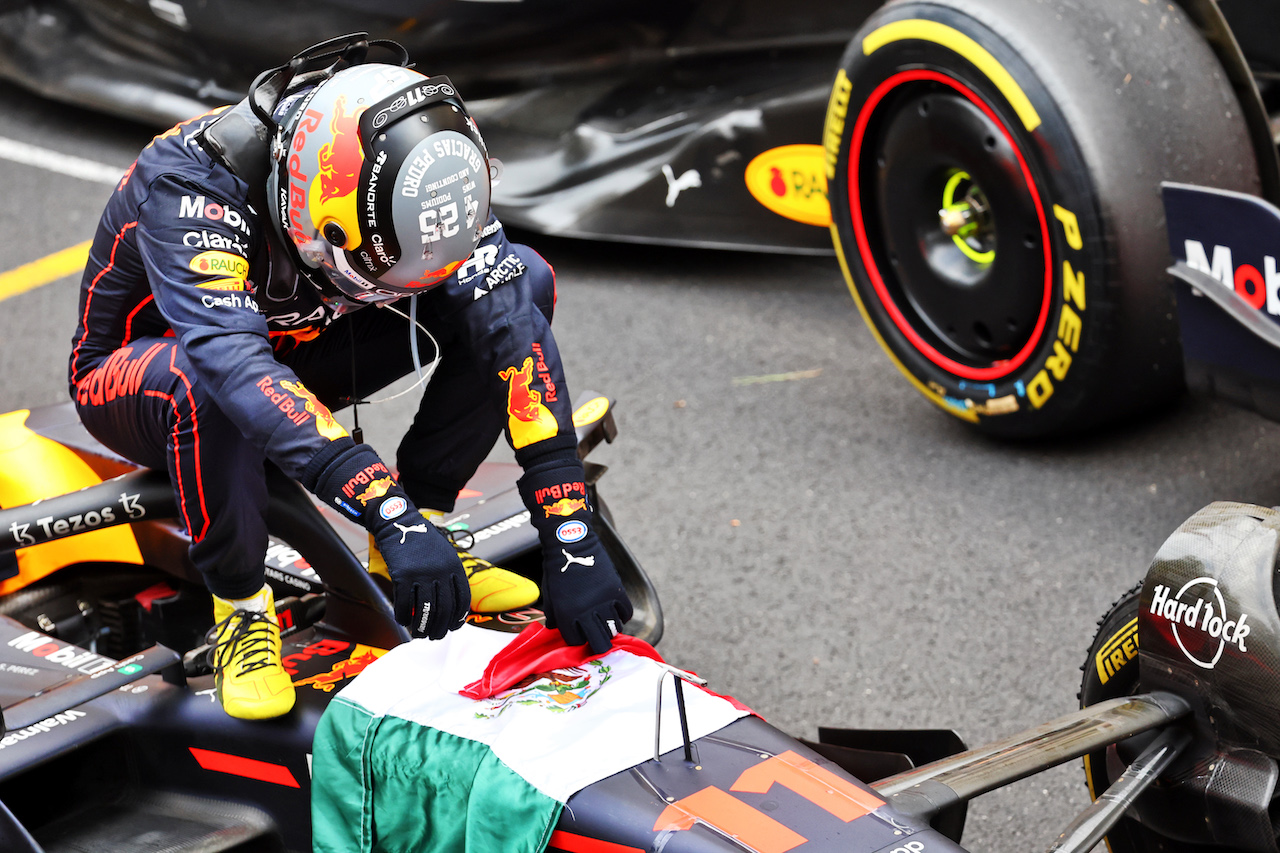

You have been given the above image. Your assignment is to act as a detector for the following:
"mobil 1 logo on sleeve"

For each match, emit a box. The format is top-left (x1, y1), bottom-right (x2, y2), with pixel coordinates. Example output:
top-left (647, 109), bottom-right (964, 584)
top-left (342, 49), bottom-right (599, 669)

top-left (1150, 578), bottom-right (1250, 669)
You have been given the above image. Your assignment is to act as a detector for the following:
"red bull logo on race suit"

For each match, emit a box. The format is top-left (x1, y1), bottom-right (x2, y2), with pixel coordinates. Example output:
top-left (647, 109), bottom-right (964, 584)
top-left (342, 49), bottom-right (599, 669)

top-left (278, 379), bottom-right (348, 440)
top-left (498, 356), bottom-right (558, 448)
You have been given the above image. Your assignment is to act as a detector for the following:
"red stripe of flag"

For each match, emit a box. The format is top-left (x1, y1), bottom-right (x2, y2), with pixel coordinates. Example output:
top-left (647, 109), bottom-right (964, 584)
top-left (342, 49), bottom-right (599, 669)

top-left (188, 747), bottom-right (300, 788)
top-left (548, 830), bottom-right (644, 853)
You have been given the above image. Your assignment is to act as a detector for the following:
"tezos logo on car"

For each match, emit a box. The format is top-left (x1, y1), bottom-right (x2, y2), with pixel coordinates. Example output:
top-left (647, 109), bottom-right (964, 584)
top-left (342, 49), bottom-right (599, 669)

top-left (1150, 578), bottom-right (1250, 669)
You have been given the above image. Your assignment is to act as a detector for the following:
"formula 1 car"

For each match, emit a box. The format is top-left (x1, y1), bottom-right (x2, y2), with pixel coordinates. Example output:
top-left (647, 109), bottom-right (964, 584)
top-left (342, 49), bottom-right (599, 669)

top-left (7, 1), bottom-right (1280, 440)
top-left (0, 389), bottom-right (1276, 852)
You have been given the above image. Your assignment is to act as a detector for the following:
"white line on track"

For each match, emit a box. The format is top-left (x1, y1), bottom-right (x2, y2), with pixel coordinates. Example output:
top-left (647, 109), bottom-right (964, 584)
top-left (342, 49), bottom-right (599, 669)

top-left (0, 136), bottom-right (125, 185)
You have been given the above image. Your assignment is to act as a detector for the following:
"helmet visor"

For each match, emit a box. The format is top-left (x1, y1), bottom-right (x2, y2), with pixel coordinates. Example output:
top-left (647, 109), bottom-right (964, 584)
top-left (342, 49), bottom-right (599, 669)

top-left (297, 238), bottom-right (404, 311)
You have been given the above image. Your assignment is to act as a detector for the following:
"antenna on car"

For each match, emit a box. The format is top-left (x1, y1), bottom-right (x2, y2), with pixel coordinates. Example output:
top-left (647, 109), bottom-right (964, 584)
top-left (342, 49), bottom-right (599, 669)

top-left (654, 664), bottom-right (707, 763)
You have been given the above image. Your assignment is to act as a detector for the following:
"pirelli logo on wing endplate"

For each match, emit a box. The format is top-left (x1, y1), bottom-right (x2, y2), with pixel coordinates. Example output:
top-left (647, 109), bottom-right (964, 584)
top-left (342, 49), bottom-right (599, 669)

top-left (1095, 616), bottom-right (1138, 685)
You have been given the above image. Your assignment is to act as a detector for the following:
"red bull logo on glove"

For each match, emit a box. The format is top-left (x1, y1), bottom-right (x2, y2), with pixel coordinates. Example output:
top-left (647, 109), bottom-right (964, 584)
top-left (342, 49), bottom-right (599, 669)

top-left (355, 477), bottom-right (394, 506)
top-left (340, 461), bottom-right (391, 499)
top-left (543, 498), bottom-right (586, 518)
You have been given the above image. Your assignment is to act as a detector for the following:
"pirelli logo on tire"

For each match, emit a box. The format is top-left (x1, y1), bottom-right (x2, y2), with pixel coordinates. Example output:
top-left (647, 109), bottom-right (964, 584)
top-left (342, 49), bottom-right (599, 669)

top-left (824, 69), bottom-right (853, 183)
top-left (1094, 616), bottom-right (1138, 685)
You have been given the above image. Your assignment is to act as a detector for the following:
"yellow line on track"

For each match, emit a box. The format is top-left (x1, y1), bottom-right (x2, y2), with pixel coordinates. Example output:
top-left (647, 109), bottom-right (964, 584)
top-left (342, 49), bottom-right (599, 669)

top-left (0, 241), bottom-right (91, 302)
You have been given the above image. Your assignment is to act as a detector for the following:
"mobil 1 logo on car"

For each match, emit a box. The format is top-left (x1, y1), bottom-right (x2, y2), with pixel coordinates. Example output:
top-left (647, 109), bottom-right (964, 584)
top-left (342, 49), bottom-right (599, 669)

top-left (1150, 577), bottom-right (1250, 669)
top-left (1164, 183), bottom-right (1280, 325)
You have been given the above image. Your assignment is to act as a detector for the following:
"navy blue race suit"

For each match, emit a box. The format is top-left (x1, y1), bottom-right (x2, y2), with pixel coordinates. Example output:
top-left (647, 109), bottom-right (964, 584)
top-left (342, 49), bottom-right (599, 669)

top-left (68, 110), bottom-right (578, 601)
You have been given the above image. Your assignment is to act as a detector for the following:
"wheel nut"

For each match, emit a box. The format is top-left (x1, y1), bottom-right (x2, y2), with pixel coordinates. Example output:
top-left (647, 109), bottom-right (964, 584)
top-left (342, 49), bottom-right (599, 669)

top-left (939, 206), bottom-right (972, 237)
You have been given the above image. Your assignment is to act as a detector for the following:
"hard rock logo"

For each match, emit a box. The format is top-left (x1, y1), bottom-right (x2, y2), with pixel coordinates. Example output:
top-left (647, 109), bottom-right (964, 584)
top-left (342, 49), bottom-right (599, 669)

top-left (1150, 578), bottom-right (1251, 669)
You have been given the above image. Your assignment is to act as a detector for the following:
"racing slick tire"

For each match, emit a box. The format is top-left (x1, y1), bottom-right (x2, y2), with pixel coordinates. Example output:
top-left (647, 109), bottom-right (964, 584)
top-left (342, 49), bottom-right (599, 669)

top-left (826, 0), bottom-right (1261, 437)
top-left (1080, 580), bottom-right (1199, 853)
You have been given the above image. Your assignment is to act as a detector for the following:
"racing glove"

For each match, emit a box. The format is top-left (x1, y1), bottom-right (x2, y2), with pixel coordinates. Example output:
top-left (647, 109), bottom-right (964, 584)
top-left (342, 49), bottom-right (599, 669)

top-left (304, 439), bottom-right (469, 639)
top-left (517, 451), bottom-right (632, 653)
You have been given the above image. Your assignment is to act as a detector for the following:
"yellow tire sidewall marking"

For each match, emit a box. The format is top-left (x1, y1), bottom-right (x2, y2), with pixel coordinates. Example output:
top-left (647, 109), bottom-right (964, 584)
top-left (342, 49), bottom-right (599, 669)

top-left (862, 19), bottom-right (1042, 133)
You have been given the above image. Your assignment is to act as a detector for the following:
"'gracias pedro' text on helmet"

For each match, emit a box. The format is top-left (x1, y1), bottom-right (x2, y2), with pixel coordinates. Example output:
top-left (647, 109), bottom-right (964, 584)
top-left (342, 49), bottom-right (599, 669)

top-left (267, 64), bottom-right (493, 308)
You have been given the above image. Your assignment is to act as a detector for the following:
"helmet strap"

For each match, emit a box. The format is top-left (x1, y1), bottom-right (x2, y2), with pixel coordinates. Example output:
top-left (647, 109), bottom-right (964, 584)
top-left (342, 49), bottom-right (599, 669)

top-left (347, 319), bottom-right (363, 446)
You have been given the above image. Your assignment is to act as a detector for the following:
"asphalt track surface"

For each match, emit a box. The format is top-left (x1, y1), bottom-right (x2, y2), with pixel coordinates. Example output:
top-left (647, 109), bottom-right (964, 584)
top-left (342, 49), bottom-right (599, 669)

top-left (4, 81), bottom-right (1280, 851)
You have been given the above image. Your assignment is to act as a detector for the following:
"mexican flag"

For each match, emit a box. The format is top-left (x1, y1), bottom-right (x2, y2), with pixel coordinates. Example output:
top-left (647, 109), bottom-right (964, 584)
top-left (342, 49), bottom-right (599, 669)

top-left (311, 624), bottom-right (750, 853)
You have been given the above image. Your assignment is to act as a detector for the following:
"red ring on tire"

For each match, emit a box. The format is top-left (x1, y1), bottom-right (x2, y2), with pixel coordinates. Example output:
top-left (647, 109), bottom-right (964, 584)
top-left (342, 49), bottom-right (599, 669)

top-left (848, 69), bottom-right (1053, 381)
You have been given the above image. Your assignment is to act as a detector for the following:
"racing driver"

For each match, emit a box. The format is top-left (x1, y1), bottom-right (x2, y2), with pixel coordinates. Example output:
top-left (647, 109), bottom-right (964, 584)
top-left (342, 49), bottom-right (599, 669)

top-left (66, 35), bottom-right (633, 720)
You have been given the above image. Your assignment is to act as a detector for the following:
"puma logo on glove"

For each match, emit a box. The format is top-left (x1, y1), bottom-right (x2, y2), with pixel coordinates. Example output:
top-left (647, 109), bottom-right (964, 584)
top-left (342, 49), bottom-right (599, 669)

top-left (559, 549), bottom-right (596, 572)
top-left (395, 521), bottom-right (432, 544)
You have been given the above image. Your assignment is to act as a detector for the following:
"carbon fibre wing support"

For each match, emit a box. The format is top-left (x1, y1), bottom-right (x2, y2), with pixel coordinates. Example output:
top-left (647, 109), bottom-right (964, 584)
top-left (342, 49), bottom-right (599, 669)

top-left (1047, 727), bottom-right (1191, 853)
top-left (871, 693), bottom-right (1191, 819)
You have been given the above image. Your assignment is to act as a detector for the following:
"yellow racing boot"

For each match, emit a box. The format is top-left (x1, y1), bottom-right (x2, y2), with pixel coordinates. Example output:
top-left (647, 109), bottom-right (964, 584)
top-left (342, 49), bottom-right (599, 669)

top-left (209, 585), bottom-right (296, 720)
top-left (367, 510), bottom-right (540, 613)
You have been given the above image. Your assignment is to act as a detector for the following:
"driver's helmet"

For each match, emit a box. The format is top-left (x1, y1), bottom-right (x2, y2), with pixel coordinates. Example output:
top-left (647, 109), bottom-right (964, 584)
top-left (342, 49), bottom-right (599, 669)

top-left (267, 64), bottom-right (492, 309)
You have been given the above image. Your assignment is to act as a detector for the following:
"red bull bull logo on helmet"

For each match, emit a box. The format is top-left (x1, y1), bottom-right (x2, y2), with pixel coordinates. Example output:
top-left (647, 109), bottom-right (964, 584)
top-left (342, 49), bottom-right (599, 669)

top-left (280, 66), bottom-right (419, 252)
top-left (308, 94), bottom-right (364, 250)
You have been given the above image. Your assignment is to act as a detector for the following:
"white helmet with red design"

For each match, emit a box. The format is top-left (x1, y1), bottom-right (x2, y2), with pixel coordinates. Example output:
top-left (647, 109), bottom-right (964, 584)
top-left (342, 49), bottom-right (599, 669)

top-left (261, 37), bottom-right (494, 309)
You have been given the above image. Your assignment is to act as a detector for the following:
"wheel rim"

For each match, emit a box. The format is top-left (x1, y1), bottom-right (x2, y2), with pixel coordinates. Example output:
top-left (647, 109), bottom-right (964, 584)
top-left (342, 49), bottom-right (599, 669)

top-left (848, 69), bottom-right (1054, 382)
